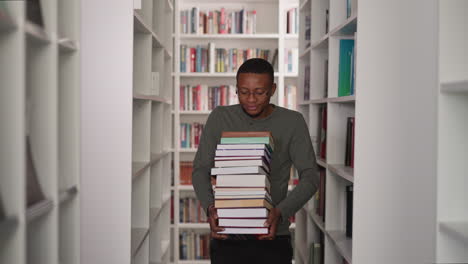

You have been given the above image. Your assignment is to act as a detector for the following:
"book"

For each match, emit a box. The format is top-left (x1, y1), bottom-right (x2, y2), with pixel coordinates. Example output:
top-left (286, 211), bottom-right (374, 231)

top-left (220, 137), bottom-right (273, 147)
top-left (221, 131), bottom-right (272, 138)
top-left (338, 39), bottom-right (355, 97)
top-left (211, 166), bottom-right (268, 176)
top-left (218, 218), bottom-right (267, 227)
top-left (215, 148), bottom-right (270, 158)
top-left (214, 157), bottom-right (269, 169)
top-left (216, 143), bottom-right (273, 153)
top-left (218, 227), bottom-right (268, 234)
top-left (26, 0), bottom-right (44, 27)
top-left (346, 185), bottom-right (353, 238)
top-left (217, 207), bottom-right (269, 218)
top-left (215, 174), bottom-right (270, 189)
top-left (26, 136), bottom-right (46, 207)
top-left (214, 155), bottom-right (271, 162)
top-left (215, 198), bottom-right (273, 209)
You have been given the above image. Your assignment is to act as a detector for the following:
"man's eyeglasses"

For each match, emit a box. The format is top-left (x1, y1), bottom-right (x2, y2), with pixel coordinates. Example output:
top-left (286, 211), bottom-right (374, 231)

top-left (236, 89), bottom-right (269, 98)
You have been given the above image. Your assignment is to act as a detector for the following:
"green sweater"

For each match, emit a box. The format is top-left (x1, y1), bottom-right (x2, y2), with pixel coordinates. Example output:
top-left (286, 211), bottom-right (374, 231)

top-left (192, 104), bottom-right (319, 236)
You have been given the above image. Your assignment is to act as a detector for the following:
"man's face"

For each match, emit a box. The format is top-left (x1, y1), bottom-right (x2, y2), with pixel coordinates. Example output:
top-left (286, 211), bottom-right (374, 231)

top-left (236, 73), bottom-right (276, 119)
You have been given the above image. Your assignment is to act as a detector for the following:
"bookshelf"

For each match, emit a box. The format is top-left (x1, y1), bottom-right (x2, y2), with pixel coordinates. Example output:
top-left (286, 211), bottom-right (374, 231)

top-left (173, 0), bottom-right (299, 262)
top-left (0, 1), bottom-right (80, 264)
top-left (296, 0), bottom-right (356, 263)
top-left (132, 0), bottom-right (174, 263)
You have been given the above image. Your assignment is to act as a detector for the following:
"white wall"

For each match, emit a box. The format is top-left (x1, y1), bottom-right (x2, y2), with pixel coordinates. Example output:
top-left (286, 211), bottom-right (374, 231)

top-left (80, 0), bottom-right (133, 263)
top-left (354, 0), bottom-right (438, 263)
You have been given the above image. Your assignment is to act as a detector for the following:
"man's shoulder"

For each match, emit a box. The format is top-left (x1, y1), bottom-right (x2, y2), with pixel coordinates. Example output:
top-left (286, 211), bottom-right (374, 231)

top-left (210, 104), bottom-right (239, 116)
top-left (274, 106), bottom-right (302, 120)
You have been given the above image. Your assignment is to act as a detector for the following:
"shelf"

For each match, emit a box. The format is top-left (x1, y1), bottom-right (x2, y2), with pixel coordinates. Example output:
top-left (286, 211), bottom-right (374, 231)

top-left (178, 185), bottom-right (194, 191)
top-left (330, 14), bottom-right (358, 36)
top-left (161, 239), bottom-right (171, 257)
top-left (26, 199), bottom-right (54, 223)
top-left (299, 0), bottom-right (310, 11)
top-left (307, 210), bottom-right (325, 233)
top-left (311, 33), bottom-right (329, 50)
top-left (178, 223), bottom-right (210, 229)
top-left (150, 151), bottom-right (170, 165)
top-left (284, 34), bottom-right (299, 40)
top-left (134, 12), bottom-right (171, 57)
top-left (179, 110), bottom-right (212, 115)
top-left (59, 185), bottom-right (78, 204)
top-left (25, 21), bottom-right (51, 44)
top-left (299, 46), bottom-right (311, 59)
top-left (285, 73), bottom-right (298, 78)
top-left (310, 98), bottom-right (328, 104)
top-left (440, 80), bottom-right (468, 93)
top-left (58, 38), bottom-right (79, 52)
top-left (439, 221), bottom-right (468, 242)
top-left (316, 158), bottom-right (327, 168)
top-left (180, 33), bottom-right (279, 39)
top-left (328, 95), bottom-right (355, 103)
top-left (0, 8), bottom-right (17, 32)
top-left (0, 215), bottom-right (18, 235)
top-left (151, 196), bottom-right (171, 222)
top-left (178, 72), bottom-right (280, 78)
top-left (327, 230), bottom-right (352, 264)
top-left (328, 164), bottom-right (354, 183)
top-left (132, 161), bottom-right (150, 181)
top-left (133, 93), bottom-right (172, 104)
top-left (179, 148), bottom-right (198, 153)
top-left (131, 227), bottom-right (150, 258)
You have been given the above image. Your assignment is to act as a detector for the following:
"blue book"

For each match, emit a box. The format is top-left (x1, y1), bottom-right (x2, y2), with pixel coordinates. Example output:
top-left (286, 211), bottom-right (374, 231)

top-left (338, 39), bottom-right (355, 97)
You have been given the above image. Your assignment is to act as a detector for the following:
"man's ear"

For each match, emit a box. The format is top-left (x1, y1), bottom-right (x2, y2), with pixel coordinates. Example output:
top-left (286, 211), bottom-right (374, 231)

top-left (269, 83), bottom-right (277, 95)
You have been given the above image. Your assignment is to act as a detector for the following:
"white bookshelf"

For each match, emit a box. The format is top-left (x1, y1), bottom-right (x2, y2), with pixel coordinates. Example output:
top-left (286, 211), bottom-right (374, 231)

top-left (296, 0), bottom-right (356, 263)
top-left (132, 1), bottom-right (174, 263)
top-left (173, 0), bottom-right (299, 262)
top-left (437, 1), bottom-right (468, 263)
top-left (0, 1), bottom-right (80, 264)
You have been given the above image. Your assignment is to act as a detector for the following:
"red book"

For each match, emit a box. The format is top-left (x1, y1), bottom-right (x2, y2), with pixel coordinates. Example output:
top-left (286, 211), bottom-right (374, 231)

top-left (351, 117), bottom-right (355, 168)
top-left (219, 8), bottom-right (227, 34)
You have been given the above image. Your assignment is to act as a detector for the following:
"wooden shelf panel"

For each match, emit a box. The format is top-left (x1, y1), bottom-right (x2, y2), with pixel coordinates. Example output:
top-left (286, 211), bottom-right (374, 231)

top-left (131, 227), bottom-right (150, 257)
top-left (330, 14), bottom-right (358, 36)
top-left (328, 95), bottom-right (356, 103)
top-left (328, 164), bottom-right (354, 183)
top-left (327, 230), bottom-right (352, 264)
top-left (133, 93), bottom-right (172, 104)
top-left (311, 33), bottom-right (329, 50)
top-left (150, 151), bottom-right (170, 165)
top-left (59, 185), bottom-right (78, 204)
top-left (26, 199), bottom-right (54, 223)
top-left (307, 209), bottom-right (325, 233)
top-left (299, 46), bottom-right (311, 59)
top-left (132, 161), bottom-right (150, 181)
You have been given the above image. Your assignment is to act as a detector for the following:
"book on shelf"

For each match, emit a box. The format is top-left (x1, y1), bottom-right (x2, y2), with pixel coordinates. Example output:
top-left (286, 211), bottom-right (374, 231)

top-left (344, 117), bottom-right (355, 168)
top-left (285, 48), bottom-right (299, 74)
top-left (180, 161), bottom-right (193, 185)
top-left (180, 7), bottom-right (257, 34)
top-left (346, 0), bottom-right (352, 18)
top-left (286, 7), bottom-right (298, 34)
top-left (338, 39), bottom-right (355, 97)
top-left (218, 218), bottom-right (267, 227)
top-left (304, 64), bottom-right (311, 101)
top-left (316, 106), bottom-right (327, 160)
top-left (180, 84), bottom-right (238, 111)
top-left (217, 207), bottom-right (269, 218)
top-left (215, 174), bottom-right (270, 188)
top-left (304, 15), bottom-right (311, 48)
top-left (26, 136), bottom-right (46, 207)
top-left (26, 0), bottom-right (44, 27)
top-left (324, 59), bottom-right (329, 98)
top-left (325, 9), bottom-right (329, 34)
top-left (284, 84), bottom-right (297, 110)
top-left (346, 185), bottom-right (353, 238)
top-left (180, 197), bottom-right (208, 223)
top-left (180, 122), bottom-right (204, 149)
top-left (218, 227), bottom-right (268, 234)
top-left (315, 170), bottom-right (326, 221)
top-left (179, 231), bottom-right (210, 260)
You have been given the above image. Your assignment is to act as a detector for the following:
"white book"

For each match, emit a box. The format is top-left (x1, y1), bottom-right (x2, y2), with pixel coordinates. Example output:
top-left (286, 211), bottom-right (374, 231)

top-left (214, 159), bottom-right (269, 172)
top-left (216, 174), bottom-right (270, 188)
top-left (218, 227), bottom-right (268, 234)
top-left (219, 218), bottom-right (267, 227)
top-left (217, 143), bottom-right (272, 151)
top-left (209, 42), bottom-right (215, 73)
top-left (215, 149), bottom-right (269, 157)
top-left (215, 191), bottom-right (271, 201)
top-left (215, 189), bottom-right (268, 196)
top-left (211, 166), bottom-right (268, 176)
top-left (215, 155), bottom-right (267, 161)
top-left (217, 208), bottom-right (269, 218)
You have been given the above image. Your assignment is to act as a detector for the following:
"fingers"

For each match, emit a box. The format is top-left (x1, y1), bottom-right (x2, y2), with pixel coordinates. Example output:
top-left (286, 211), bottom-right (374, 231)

top-left (209, 216), bottom-right (228, 240)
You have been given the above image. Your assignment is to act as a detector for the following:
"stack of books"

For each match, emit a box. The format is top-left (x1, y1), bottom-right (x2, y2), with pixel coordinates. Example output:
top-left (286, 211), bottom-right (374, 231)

top-left (211, 131), bottom-right (274, 234)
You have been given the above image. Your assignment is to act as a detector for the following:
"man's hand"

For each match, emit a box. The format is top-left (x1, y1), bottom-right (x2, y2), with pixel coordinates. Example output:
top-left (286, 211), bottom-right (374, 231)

top-left (258, 207), bottom-right (282, 240)
top-left (208, 205), bottom-right (229, 240)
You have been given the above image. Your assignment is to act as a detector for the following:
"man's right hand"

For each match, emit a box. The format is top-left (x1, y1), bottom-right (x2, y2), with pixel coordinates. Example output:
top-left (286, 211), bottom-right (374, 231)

top-left (207, 205), bottom-right (228, 240)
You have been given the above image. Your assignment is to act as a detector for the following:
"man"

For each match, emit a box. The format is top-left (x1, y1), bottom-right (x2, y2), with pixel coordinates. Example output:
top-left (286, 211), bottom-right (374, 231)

top-left (192, 58), bottom-right (319, 264)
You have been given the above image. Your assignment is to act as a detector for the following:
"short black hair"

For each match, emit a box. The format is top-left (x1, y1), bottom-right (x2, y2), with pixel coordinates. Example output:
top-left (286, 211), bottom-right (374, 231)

top-left (236, 58), bottom-right (274, 84)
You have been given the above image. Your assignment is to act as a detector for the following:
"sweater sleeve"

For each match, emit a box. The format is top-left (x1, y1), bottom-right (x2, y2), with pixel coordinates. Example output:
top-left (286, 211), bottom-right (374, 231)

top-left (192, 107), bottom-right (221, 213)
top-left (276, 113), bottom-right (320, 220)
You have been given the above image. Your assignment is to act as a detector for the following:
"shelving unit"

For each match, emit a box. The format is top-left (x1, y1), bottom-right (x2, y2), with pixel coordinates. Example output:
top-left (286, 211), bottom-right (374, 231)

top-left (173, 0), bottom-right (299, 262)
top-left (132, 0), bottom-right (174, 263)
top-left (296, 0), bottom-right (356, 263)
top-left (0, 1), bottom-right (80, 264)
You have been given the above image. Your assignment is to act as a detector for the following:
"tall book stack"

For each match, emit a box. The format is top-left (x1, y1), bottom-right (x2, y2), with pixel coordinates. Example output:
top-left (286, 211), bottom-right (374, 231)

top-left (211, 131), bottom-right (274, 234)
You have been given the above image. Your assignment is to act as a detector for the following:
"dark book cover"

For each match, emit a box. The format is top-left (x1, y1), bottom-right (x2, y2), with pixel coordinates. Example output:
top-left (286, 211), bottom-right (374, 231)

top-left (345, 117), bottom-right (353, 166)
top-left (350, 117), bottom-right (355, 168)
top-left (324, 60), bottom-right (328, 97)
top-left (319, 106), bottom-right (327, 160)
top-left (26, 0), bottom-right (44, 27)
top-left (319, 170), bottom-right (326, 221)
top-left (26, 136), bottom-right (46, 207)
top-left (346, 185), bottom-right (353, 238)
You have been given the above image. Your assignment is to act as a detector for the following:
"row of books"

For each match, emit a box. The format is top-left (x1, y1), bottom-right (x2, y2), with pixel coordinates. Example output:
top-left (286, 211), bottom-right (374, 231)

top-left (179, 197), bottom-right (208, 223)
top-left (284, 84), bottom-right (297, 110)
top-left (302, 59), bottom-right (328, 101)
top-left (179, 84), bottom-right (238, 111)
top-left (286, 7), bottom-right (299, 34)
top-left (180, 122), bottom-right (204, 149)
top-left (180, 43), bottom-right (278, 73)
top-left (212, 131), bottom-right (274, 234)
top-left (180, 7), bottom-right (257, 34)
top-left (180, 161), bottom-right (194, 185)
top-left (344, 117), bottom-right (355, 168)
top-left (285, 48), bottom-right (299, 74)
top-left (338, 39), bottom-right (356, 97)
top-left (179, 231), bottom-right (210, 260)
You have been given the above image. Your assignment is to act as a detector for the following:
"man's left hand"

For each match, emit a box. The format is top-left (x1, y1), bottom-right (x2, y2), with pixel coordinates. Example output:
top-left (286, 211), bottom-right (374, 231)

top-left (258, 207), bottom-right (282, 240)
